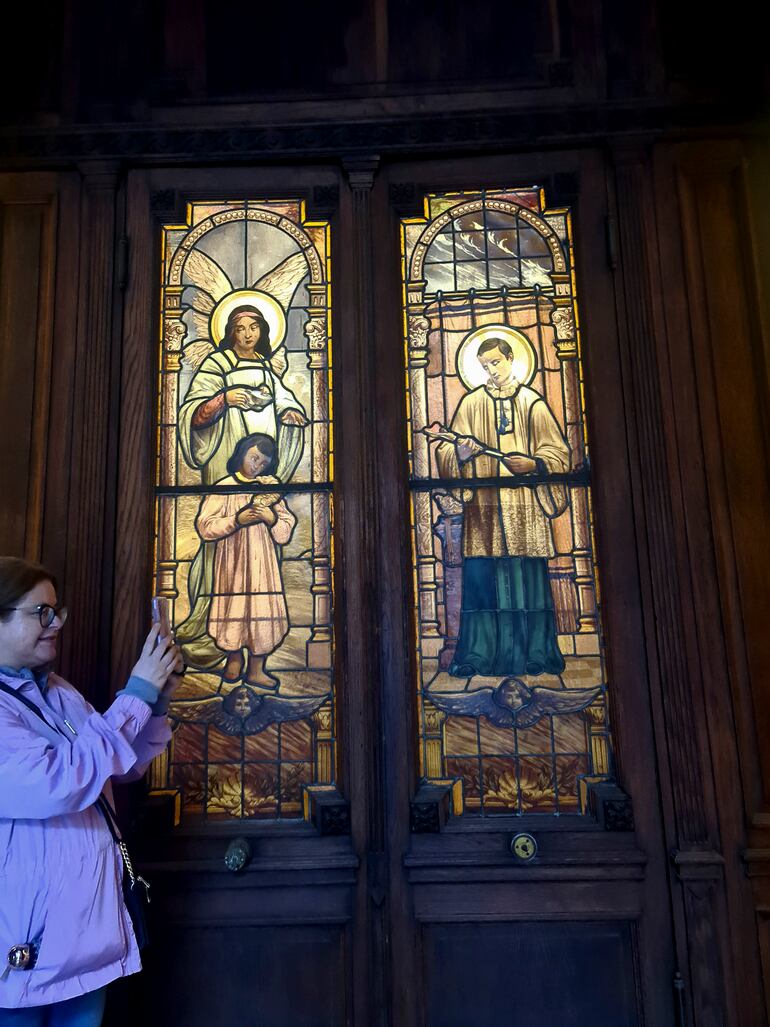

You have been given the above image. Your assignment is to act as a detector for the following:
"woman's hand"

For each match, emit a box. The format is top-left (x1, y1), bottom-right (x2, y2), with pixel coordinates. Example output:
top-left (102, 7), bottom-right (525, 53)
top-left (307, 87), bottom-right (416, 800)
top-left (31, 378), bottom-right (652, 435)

top-left (159, 671), bottom-right (184, 703)
top-left (130, 624), bottom-right (181, 693)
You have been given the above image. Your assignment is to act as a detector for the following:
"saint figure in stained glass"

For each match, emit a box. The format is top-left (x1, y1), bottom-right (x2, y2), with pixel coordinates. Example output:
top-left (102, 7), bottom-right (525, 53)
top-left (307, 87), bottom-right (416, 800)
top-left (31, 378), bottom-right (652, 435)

top-left (433, 329), bottom-right (569, 678)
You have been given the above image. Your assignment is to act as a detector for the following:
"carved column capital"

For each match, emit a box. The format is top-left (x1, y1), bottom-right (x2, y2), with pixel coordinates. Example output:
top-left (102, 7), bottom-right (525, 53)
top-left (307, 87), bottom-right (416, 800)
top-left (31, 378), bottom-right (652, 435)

top-left (407, 313), bottom-right (431, 367)
top-left (343, 154), bottom-right (380, 192)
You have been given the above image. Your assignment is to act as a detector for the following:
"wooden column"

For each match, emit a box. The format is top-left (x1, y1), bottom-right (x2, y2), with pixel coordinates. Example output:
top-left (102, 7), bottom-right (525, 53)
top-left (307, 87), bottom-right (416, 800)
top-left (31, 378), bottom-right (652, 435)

top-left (60, 161), bottom-right (122, 703)
top-left (653, 140), bottom-right (770, 1027)
top-left (612, 146), bottom-right (735, 1027)
top-left (338, 154), bottom-right (390, 1027)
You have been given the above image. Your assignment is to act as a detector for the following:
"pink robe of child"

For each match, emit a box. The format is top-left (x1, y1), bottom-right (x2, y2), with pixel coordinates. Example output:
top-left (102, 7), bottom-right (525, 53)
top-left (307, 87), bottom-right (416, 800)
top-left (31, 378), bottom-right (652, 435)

top-left (196, 479), bottom-right (296, 655)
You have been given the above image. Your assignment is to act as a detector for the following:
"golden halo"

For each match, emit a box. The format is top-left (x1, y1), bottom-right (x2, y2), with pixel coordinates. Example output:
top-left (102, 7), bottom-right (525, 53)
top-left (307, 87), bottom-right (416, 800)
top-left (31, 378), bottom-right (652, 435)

top-left (209, 290), bottom-right (287, 351)
top-left (455, 324), bottom-right (537, 392)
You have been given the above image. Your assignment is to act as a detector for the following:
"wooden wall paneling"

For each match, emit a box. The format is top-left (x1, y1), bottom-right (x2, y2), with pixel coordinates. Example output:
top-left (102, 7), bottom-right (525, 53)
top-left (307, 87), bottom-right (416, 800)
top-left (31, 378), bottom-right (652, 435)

top-left (58, 161), bottom-right (122, 703)
top-left (123, 923), bottom-right (348, 1027)
top-left (38, 175), bottom-right (82, 586)
top-left (653, 139), bottom-right (770, 1027)
top-left (0, 171), bottom-right (81, 591)
top-left (674, 147), bottom-right (770, 817)
top-left (610, 144), bottom-right (741, 1027)
top-left (0, 175), bottom-right (58, 559)
top-left (422, 921), bottom-right (641, 1027)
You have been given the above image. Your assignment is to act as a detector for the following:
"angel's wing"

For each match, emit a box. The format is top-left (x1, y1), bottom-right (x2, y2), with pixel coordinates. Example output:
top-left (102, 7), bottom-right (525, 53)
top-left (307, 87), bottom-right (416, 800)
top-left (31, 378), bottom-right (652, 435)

top-left (253, 252), bottom-right (309, 310)
top-left (426, 688), bottom-right (515, 727)
top-left (169, 695), bottom-right (225, 724)
top-left (516, 686), bottom-right (602, 729)
top-left (183, 285), bottom-right (216, 316)
top-left (170, 694), bottom-right (264, 736)
top-left (243, 692), bottom-right (327, 733)
top-left (186, 309), bottom-right (213, 345)
top-left (183, 250), bottom-right (233, 302)
top-left (269, 345), bottom-right (288, 378)
top-left (181, 340), bottom-right (216, 373)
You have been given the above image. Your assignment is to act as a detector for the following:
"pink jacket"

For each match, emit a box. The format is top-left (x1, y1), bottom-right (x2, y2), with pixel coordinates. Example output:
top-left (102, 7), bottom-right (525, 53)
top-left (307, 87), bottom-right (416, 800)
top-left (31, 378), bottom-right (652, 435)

top-left (0, 669), bottom-right (171, 1008)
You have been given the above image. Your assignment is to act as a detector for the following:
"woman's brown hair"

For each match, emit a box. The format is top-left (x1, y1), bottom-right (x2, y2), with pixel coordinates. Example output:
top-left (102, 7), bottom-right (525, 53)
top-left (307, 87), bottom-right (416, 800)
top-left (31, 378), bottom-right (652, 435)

top-left (0, 557), bottom-right (57, 622)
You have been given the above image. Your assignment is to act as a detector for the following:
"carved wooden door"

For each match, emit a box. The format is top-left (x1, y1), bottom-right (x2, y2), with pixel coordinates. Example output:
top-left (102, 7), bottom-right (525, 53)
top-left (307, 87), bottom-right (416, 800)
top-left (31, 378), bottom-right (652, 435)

top-left (362, 150), bottom-right (678, 1027)
top-left (110, 151), bottom-right (678, 1027)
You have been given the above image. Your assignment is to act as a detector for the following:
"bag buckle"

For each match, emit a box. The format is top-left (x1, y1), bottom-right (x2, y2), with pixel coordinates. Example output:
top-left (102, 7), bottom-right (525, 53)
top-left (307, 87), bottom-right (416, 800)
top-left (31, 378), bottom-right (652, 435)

top-left (4, 942), bottom-right (38, 974)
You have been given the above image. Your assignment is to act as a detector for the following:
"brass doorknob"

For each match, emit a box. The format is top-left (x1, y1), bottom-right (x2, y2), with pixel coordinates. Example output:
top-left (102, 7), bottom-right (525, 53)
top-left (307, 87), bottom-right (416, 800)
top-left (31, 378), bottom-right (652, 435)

top-left (224, 837), bottom-right (252, 873)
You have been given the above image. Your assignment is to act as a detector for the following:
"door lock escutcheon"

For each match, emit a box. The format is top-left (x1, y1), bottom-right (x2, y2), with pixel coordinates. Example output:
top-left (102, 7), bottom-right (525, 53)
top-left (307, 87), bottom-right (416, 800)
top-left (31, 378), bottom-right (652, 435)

top-left (510, 832), bottom-right (538, 862)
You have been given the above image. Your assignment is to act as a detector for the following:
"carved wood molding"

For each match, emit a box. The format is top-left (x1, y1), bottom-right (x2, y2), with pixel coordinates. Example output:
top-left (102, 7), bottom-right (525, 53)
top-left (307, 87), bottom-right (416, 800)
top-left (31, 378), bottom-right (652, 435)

top-left (0, 101), bottom-right (761, 169)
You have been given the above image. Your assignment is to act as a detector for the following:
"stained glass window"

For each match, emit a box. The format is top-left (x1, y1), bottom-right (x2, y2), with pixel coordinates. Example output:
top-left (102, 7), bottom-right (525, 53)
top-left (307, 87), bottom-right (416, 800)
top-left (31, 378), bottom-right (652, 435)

top-left (401, 188), bottom-right (612, 816)
top-left (150, 200), bottom-right (334, 820)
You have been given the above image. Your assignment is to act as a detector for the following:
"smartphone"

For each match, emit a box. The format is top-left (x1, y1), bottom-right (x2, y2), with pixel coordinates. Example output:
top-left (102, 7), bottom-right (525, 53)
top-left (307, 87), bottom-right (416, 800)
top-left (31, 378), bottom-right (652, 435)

top-left (150, 596), bottom-right (171, 638)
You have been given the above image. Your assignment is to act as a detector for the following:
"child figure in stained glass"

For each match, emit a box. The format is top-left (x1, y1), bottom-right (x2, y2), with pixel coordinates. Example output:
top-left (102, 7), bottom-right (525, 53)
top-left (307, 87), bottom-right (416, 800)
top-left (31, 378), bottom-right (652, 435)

top-left (436, 336), bottom-right (570, 678)
top-left (194, 433), bottom-right (296, 689)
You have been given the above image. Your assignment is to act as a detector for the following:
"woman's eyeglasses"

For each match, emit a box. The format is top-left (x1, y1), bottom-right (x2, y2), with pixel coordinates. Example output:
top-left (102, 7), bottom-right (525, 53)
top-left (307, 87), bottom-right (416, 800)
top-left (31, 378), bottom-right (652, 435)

top-left (2, 604), bottom-right (68, 629)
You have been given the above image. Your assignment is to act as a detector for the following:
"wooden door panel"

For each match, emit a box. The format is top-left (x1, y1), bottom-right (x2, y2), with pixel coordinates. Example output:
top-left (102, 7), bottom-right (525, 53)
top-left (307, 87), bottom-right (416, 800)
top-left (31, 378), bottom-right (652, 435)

top-left (0, 173), bottom-right (77, 562)
top-left (114, 924), bottom-right (347, 1027)
top-left (422, 921), bottom-right (640, 1027)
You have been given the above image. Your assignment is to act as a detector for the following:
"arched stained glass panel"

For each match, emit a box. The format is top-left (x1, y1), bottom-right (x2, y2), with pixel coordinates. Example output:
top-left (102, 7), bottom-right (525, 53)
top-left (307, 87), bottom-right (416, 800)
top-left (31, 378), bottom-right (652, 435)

top-left (151, 200), bottom-right (335, 820)
top-left (401, 187), bottom-right (612, 816)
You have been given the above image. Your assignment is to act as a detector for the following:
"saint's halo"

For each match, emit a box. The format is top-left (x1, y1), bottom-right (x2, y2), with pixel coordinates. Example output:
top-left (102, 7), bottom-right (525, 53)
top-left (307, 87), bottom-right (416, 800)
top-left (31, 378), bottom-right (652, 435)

top-left (210, 290), bottom-right (287, 352)
top-left (456, 324), bottom-right (537, 392)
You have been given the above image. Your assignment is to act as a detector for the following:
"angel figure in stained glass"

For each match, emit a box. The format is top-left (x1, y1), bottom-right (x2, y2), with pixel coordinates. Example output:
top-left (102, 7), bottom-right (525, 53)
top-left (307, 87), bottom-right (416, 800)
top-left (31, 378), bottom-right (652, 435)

top-left (183, 432), bottom-right (296, 688)
top-left (179, 279), bottom-right (309, 486)
top-left (175, 252), bottom-right (310, 671)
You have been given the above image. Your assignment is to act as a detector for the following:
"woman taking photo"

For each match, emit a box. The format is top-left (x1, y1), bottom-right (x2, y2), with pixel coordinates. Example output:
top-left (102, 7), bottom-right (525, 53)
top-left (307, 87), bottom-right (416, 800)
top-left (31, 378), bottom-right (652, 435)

top-left (0, 557), bottom-right (179, 1026)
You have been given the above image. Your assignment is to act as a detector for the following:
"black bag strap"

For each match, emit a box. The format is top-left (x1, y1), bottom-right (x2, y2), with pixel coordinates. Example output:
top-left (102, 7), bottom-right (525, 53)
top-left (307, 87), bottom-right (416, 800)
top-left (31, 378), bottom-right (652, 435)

top-left (0, 678), bottom-right (124, 842)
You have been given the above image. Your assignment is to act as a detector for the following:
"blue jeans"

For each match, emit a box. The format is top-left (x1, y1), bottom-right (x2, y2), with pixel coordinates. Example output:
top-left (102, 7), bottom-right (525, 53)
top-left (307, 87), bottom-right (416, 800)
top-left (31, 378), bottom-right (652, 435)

top-left (0, 988), bottom-right (106, 1027)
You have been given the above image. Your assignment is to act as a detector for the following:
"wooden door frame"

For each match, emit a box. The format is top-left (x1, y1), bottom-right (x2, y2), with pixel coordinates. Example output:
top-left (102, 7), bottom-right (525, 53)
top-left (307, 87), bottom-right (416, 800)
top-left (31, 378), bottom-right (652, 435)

top-left (367, 147), bottom-right (708, 1027)
top-left (106, 145), bottom-right (763, 1026)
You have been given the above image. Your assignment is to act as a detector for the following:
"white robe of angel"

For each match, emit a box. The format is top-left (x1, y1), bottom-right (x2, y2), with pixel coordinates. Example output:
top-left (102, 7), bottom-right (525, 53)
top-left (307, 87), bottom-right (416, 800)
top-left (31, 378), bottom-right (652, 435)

top-left (178, 349), bottom-right (305, 485)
